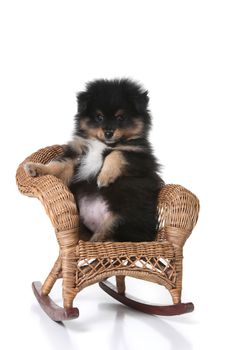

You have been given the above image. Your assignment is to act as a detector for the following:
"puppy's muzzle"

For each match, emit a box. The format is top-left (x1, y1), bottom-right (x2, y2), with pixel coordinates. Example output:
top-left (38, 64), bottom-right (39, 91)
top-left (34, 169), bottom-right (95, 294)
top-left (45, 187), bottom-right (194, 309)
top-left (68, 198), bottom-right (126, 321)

top-left (104, 130), bottom-right (114, 139)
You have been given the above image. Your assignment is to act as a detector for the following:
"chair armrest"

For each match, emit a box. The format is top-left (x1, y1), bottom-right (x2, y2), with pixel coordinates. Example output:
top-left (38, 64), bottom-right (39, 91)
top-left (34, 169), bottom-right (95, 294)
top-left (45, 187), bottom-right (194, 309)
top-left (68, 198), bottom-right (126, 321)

top-left (16, 145), bottom-right (79, 249)
top-left (157, 184), bottom-right (200, 248)
top-left (16, 147), bottom-right (199, 251)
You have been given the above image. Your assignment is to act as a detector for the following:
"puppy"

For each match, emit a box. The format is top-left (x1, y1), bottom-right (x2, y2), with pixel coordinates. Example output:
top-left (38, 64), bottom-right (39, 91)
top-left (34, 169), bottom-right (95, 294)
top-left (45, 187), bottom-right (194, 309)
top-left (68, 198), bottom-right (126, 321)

top-left (25, 79), bottom-right (164, 242)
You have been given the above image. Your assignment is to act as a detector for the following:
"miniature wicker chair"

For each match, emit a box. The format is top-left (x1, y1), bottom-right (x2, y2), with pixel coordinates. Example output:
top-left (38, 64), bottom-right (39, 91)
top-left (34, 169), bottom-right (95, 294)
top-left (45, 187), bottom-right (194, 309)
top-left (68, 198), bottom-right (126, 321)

top-left (16, 145), bottom-right (199, 321)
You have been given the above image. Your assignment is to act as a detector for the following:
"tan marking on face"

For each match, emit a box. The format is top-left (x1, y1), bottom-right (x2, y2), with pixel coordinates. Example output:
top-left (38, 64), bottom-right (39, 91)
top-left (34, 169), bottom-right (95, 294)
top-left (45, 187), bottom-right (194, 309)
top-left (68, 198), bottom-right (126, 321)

top-left (97, 151), bottom-right (127, 188)
top-left (114, 119), bottom-right (144, 140)
top-left (79, 119), bottom-right (105, 141)
top-left (87, 127), bottom-right (105, 141)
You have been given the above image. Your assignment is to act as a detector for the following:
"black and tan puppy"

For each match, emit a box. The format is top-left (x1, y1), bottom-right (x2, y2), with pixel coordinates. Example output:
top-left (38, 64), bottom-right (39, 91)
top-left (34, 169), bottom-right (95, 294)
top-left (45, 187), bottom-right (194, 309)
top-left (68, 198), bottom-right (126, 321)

top-left (25, 79), bottom-right (164, 242)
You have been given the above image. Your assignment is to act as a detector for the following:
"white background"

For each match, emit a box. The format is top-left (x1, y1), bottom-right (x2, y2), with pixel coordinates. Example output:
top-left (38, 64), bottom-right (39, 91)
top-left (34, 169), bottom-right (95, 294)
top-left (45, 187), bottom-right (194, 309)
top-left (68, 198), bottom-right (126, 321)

top-left (0, 1), bottom-right (233, 349)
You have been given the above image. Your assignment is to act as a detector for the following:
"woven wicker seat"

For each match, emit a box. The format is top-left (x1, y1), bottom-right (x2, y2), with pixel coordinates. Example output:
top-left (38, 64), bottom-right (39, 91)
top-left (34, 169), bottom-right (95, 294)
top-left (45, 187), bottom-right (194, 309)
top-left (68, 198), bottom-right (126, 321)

top-left (16, 145), bottom-right (200, 321)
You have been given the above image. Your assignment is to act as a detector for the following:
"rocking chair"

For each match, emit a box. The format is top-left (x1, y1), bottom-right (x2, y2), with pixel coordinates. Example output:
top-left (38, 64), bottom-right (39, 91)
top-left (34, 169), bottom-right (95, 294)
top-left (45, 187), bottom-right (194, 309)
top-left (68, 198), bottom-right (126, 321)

top-left (16, 144), bottom-right (199, 321)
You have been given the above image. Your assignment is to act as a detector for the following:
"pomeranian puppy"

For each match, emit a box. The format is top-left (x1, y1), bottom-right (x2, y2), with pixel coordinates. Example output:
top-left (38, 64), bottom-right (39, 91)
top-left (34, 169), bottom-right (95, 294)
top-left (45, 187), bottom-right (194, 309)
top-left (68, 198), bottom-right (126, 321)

top-left (25, 79), bottom-right (164, 242)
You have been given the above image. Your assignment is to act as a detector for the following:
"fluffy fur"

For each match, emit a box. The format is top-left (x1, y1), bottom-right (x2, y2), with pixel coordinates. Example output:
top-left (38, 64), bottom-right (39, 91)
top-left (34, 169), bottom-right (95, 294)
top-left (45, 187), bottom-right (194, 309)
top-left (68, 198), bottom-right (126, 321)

top-left (25, 79), bottom-right (164, 242)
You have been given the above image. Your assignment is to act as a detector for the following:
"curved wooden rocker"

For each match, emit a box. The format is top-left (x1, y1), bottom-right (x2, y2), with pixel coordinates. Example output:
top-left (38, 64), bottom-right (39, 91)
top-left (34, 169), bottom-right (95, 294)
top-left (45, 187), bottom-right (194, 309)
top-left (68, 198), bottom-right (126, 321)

top-left (99, 280), bottom-right (194, 316)
top-left (32, 281), bottom-right (79, 321)
top-left (16, 145), bottom-right (200, 321)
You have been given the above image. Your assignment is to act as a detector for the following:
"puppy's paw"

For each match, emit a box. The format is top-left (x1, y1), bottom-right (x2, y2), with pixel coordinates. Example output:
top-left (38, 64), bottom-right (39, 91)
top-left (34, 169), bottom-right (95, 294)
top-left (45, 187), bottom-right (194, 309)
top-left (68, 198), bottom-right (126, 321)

top-left (90, 232), bottom-right (106, 242)
top-left (90, 235), bottom-right (99, 242)
top-left (90, 234), bottom-right (114, 242)
top-left (97, 171), bottom-right (116, 188)
top-left (24, 162), bottom-right (43, 177)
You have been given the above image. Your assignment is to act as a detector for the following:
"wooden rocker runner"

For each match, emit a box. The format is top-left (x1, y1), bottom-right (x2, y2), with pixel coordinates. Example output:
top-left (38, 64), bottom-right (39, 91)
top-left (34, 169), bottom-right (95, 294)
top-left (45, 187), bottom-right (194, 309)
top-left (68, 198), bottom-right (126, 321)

top-left (16, 145), bottom-right (200, 321)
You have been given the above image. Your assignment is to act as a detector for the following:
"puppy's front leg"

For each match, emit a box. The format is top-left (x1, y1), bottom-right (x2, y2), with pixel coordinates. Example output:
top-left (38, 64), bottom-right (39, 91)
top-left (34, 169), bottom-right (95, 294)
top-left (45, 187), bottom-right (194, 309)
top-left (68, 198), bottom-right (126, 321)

top-left (24, 159), bottom-right (78, 186)
top-left (97, 151), bottom-right (128, 188)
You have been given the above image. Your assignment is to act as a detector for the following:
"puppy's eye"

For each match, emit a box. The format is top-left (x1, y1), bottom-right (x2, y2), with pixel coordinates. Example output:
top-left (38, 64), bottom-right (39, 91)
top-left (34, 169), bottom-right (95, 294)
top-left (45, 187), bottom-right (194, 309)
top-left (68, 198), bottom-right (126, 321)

top-left (116, 115), bottom-right (126, 122)
top-left (95, 115), bottom-right (104, 123)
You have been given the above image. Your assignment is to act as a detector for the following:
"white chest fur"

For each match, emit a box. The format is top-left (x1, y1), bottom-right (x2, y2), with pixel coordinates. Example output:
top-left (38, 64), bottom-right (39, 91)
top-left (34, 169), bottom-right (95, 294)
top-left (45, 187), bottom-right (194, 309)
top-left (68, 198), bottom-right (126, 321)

top-left (78, 195), bottom-right (110, 232)
top-left (75, 138), bottom-right (108, 182)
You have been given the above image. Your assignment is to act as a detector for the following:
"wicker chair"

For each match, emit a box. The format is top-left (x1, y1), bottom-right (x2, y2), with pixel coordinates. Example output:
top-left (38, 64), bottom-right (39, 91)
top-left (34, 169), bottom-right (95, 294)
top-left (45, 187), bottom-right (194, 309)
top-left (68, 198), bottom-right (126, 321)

top-left (16, 145), bottom-right (199, 321)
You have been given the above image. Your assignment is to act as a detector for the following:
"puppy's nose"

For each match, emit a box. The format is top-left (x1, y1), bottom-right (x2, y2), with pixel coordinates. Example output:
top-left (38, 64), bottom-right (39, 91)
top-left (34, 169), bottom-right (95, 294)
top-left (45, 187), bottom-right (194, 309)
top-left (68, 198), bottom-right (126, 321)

top-left (104, 130), bottom-right (114, 139)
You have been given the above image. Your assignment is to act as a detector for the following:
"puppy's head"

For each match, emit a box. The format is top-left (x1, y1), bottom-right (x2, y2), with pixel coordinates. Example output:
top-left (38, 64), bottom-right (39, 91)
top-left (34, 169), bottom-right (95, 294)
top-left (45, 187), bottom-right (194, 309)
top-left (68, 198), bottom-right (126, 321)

top-left (74, 79), bottom-right (151, 145)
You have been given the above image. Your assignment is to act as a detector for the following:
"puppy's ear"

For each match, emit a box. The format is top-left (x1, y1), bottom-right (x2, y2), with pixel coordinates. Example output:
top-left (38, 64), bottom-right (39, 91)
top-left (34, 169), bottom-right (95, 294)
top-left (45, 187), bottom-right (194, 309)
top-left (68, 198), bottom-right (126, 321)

top-left (133, 90), bottom-right (149, 113)
top-left (76, 91), bottom-right (90, 113)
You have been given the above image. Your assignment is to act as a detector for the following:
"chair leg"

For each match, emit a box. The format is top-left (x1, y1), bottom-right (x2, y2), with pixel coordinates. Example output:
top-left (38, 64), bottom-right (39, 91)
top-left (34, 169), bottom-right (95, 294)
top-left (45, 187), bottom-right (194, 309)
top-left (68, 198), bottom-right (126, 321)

top-left (170, 249), bottom-right (183, 304)
top-left (32, 253), bottom-right (79, 321)
top-left (62, 249), bottom-right (78, 309)
top-left (116, 276), bottom-right (126, 295)
top-left (41, 255), bottom-right (62, 295)
top-left (170, 288), bottom-right (181, 304)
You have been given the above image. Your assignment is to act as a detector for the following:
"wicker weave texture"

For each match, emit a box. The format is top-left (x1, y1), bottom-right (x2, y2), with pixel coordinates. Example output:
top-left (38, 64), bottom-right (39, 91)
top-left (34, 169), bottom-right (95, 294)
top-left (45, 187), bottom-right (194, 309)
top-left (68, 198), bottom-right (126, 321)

top-left (16, 145), bottom-right (200, 308)
top-left (16, 145), bottom-right (79, 244)
top-left (76, 240), bottom-right (177, 292)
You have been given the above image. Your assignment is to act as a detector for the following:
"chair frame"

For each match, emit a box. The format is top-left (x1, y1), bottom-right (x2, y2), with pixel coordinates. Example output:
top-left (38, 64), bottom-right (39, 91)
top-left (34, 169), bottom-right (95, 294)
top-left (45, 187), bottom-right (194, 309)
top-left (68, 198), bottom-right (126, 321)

top-left (16, 145), bottom-right (199, 321)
